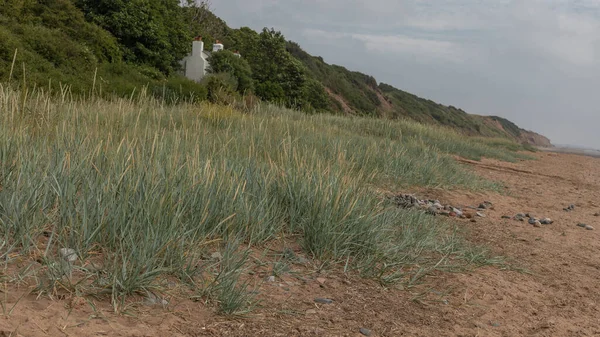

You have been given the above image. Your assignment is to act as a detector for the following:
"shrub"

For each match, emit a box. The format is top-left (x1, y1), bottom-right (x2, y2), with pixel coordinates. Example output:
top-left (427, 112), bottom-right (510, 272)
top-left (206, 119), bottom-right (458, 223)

top-left (207, 50), bottom-right (254, 94)
top-left (203, 73), bottom-right (238, 105)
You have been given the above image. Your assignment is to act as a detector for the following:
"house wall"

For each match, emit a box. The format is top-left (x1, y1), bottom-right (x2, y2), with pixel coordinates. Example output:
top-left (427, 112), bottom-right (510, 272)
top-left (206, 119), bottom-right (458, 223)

top-left (182, 40), bottom-right (208, 82)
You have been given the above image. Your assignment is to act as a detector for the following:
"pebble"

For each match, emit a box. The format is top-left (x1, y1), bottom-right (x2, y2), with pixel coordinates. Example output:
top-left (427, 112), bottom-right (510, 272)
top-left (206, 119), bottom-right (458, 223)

top-left (295, 256), bottom-right (310, 265)
top-left (427, 206), bottom-right (438, 215)
top-left (476, 212), bottom-right (485, 218)
top-left (359, 328), bottom-right (372, 336)
top-left (478, 203), bottom-right (488, 209)
top-left (577, 223), bottom-right (587, 228)
top-left (540, 218), bottom-right (553, 225)
top-left (433, 202), bottom-right (443, 209)
top-left (266, 276), bottom-right (276, 282)
top-left (452, 208), bottom-right (463, 217)
top-left (533, 221), bottom-right (542, 228)
top-left (316, 277), bottom-right (326, 284)
top-left (528, 218), bottom-right (537, 225)
top-left (501, 215), bottom-right (511, 219)
top-left (586, 225), bottom-right (594, 230)
top-left (59, 248), bottom-right (78, 262)
top-left (314, 298), bottom-right (333, 304)
top-left (144, 292), bottom-right (168, 307)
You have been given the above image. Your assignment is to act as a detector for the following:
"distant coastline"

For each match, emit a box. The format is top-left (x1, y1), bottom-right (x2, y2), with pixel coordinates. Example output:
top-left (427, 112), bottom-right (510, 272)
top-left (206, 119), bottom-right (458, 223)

top-left (537, 145), bottom-right (600, 158)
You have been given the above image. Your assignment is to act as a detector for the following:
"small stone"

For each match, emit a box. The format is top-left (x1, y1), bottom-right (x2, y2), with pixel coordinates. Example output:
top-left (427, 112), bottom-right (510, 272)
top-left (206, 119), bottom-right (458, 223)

top-left (144, 292), bottom-right (168, 307)
top-left (476, 212), bottom-right (485, 218)
top-left (585, 225), bottom-right (594, 230)
top-left (577, 223), bottom-right (587, 228)
top-left (525, 213), bottom-right (533, 218)
top-left (540, 218), bottom-right (553, 225)
top-left (266, 276), bottom-right (276, 282)
top-left (570, 204), bottom-right (576, 210)
top-left (516, 213), bottom-right (526, 218)
top-left (314, 298), bottom-right (333, 304)
top-left (295, 256), bottom-right (310, 265)
top-left (359, 328), bottom-right (372, 336)
top-left (427, 206), bottom-right (438, 215)
top-left (59, 248), bottom-right (78, 262)
top-left (316, 277), bottom-right (326, 284)
top-left (478, 203), bottom-right (488, 209)
top-left (470, 219), bottom-right (477, 223)
top-left (501, 215), bottom-right (511, 219)
top-left (528, 218), bottom-right (537, 225)
top-left (533, 221), bottom-right (542, 228)
top-left (306, 309), bottom-right (317, 315)
top-left (452, 208), bottom-right (463, 217)
top-left (210, 252), bottom-right (222, 260)
top-left (433, 202), bottom-right (443, 209)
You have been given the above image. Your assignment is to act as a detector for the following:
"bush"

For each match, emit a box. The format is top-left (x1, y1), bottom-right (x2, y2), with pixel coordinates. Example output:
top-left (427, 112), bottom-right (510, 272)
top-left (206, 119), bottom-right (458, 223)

top-left (151, 76), bottom-right (208, 103)
top-left (203, 73), bottom-right (238, 105)
top-left (207, 50), bottom-right (253, 94)
top-left (75, 0), bottom-right (191, 74)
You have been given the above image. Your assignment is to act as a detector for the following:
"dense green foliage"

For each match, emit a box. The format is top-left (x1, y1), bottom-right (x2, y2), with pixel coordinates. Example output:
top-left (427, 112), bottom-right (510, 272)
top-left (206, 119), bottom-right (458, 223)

top-left (75, 0), bottom-right (190, 74)
top-left (0, 0), bottom-right (206, 102)
top-left (207, 50), bottom-right (253, 94)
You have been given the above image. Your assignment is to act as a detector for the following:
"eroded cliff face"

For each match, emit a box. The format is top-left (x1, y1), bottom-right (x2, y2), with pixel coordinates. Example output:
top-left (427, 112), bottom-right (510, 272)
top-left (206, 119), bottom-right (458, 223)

top-left (519, 131), bottom-right (553, 147)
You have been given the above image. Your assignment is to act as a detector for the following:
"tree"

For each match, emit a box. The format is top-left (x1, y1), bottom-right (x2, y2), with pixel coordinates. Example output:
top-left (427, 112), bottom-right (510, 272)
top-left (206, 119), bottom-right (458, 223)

top-left (207, 50), bottom-right (253, 94)
top-left (180, 0), bottom-right (229, 52)
top-left (302, 79), bottom-right (330, 112)
top-left (227, 28), bottom-right (307, 108)
top-left (75, 0), bottom-right (190, 74)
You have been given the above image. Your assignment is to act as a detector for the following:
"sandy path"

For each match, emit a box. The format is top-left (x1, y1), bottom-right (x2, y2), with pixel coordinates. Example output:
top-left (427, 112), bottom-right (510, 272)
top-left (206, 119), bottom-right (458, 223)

top-left (1, 151), bottom-right (600, 336)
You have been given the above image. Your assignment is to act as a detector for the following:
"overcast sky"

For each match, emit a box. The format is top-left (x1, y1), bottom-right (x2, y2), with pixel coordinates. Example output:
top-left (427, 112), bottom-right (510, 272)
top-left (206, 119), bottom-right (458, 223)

top-left (212, 0), bottom-right (600, 148)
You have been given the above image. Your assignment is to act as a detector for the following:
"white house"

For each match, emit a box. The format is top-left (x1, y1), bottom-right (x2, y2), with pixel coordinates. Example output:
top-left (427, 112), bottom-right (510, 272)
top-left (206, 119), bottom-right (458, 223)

top-left (180, 37), bottom-right (239, 82)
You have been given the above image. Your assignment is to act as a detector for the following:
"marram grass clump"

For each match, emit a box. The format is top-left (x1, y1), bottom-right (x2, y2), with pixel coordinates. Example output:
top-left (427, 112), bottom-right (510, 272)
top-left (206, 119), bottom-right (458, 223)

top-left (0, 84), bottom-right (520, 313)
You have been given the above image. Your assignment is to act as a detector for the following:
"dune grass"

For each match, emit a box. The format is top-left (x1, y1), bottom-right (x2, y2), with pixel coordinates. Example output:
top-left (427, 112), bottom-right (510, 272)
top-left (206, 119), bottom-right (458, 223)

top-left (0, 84), bottom-right (527, 314)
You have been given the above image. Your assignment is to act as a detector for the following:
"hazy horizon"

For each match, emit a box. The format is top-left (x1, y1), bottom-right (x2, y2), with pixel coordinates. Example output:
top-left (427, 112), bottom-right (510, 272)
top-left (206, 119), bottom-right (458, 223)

top-left (211, 0), bottom-right (600, 148)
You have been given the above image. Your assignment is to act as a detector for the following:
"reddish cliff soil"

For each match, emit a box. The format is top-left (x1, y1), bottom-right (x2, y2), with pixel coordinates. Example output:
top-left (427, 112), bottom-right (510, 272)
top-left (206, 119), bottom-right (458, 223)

top-left (1, 151), bottom-right (599, 336)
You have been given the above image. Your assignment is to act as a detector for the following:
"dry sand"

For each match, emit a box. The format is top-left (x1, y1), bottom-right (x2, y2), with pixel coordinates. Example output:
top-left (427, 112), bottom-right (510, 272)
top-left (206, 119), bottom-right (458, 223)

top-left (1, 151), bottom-right (600, 336)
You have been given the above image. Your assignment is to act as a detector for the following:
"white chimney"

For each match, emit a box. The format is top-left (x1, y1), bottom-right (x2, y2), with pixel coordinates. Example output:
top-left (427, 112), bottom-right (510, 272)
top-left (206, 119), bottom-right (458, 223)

top-left (213, 40), bottom-right (224, 52)
top-left (192, 36), bottom-right (204, 56)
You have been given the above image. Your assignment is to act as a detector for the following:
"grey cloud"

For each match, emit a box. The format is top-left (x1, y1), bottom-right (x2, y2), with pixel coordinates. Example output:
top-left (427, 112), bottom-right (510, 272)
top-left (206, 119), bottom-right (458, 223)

top-left (213, 0), bottom-right (600, 147)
